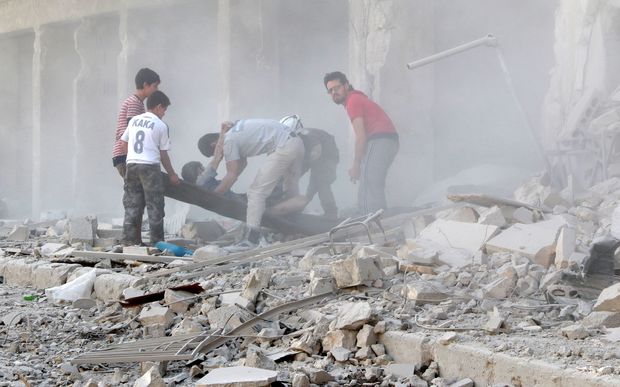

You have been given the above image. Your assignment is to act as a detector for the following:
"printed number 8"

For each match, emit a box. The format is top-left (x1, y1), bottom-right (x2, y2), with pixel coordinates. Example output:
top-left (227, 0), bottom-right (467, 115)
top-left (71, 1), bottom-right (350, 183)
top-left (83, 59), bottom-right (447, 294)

top-left (134, 130), bottom-right (145, 154)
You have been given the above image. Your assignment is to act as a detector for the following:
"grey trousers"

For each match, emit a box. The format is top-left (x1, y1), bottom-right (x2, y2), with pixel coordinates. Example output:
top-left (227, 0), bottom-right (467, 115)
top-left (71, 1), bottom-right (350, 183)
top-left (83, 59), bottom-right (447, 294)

top-left (358, 137), bottom-right (399, 215)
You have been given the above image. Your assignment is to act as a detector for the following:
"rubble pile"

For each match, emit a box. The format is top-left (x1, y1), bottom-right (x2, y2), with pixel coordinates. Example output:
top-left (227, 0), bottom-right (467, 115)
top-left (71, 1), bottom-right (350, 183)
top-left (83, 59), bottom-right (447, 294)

top-left (2, 175), bottom-right (620, 385)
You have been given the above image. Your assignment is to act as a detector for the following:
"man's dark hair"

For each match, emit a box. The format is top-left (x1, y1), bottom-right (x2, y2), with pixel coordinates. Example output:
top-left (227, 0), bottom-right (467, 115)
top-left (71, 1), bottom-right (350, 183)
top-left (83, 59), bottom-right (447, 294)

top-left (323, 71), bottom-right (351, 89)
top-left (198, 133), bottom-right (220, 158)
top-left (181, 161), bottom-right (203, 184)
top-left (135, 68), bottom-right (160, 89)
top-left (146, 90), bottom-right (171, 110)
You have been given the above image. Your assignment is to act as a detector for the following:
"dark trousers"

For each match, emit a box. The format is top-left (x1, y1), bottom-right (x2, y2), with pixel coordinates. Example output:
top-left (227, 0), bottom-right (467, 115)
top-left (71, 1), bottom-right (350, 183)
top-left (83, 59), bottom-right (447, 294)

top-left (358, 137), bottom-right (399, 215)
top-left (122, 163), bottom-right (165, 244)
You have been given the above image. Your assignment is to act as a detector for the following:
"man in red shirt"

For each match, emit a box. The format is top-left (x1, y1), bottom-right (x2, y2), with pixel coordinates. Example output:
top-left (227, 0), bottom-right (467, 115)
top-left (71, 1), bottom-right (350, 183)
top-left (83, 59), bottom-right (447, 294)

top-left (324, 71), bottom-right (399, 215)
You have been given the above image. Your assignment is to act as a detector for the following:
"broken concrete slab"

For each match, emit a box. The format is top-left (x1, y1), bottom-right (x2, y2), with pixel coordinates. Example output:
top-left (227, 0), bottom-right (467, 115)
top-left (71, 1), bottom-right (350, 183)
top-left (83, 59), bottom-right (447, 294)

top-left (483, 307), bottom-right (505, 333)
top-left (511, 207), bottom-right (534, 224)
top-left (7, 225), bottom-right (29, 241)
top-left (171, 317), bottom-right (203, 336)
top-left (379, 331), bottom-right (432, 366)
top-left (477, 206), bottom-right (506, 227)
top-left (404, 282), bottom-right (448, 303)
top-left (582, 311), bottom-right (620, 328)
top-left (69, 216), bottom-right (97, 245)
top-left (397, 239), bottom-right (438, 265)
top-left (93, 273), bottom-right (138, 302)
top-left (195, 366), bottom-right (277, 387)
top-left (4, 259), bottom-right (45, 287)
top-left (207, 305), bottom-right (245, 331)
top-left (40, 243), bottom-right (68, 257)
top-left (244, 348), bottom-right (276, 370)
top-left (485, 218), bottom-right (566, 268)
top-left (331, 302), bottom-right (372, 330)
top-left (322, 329), bottom-right (357, 351)
top-left (134, 365), bottom-right (165, 387)
top-left (593, 283), bottom-right (620, 312)
top-left (330, 346), bottom-right (351, 362)
top-left (163, 289), bottom-right (196, 313)
top-left (330, 255), bottom-right (383, 288)
top-left (356, 324), bottom-right (377, 347)
top-left (138, 305), bottom-right (174, 328)
top-left (241, 268), bottom-right (272, 302)
top-left (437, 206), bottom-right (479, 223)
top-left (419, 219), bottom-right (499, 255)
top-left (32, 263), bottom-right (79, 289)
top-left (299, 245), bottom-right (333, 270)
top-left (555, 227), bottom-right (577, 269)
top-left (561, 324), bottom-right (589, 340)
top-left (385, 363), bottom-right (415, 378)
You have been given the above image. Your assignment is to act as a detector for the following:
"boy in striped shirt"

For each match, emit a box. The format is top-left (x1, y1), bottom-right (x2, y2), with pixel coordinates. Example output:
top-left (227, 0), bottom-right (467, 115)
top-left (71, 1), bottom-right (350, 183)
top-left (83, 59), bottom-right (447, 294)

top-left (112, 68), bottom-right (160, 178)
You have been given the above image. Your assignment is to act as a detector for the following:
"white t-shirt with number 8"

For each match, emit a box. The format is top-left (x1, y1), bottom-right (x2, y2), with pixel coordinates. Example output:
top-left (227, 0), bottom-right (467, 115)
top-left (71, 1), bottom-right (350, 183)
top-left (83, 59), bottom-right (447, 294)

top-left (121, 111), bottom-right (171, 165)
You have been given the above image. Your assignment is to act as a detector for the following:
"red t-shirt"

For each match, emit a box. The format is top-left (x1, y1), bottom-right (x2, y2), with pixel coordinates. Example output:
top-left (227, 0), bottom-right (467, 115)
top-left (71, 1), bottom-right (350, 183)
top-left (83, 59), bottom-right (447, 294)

top-left (345, 90), bottom-right (396, 138)
top-left (112, 94), bottom-right (145, 158)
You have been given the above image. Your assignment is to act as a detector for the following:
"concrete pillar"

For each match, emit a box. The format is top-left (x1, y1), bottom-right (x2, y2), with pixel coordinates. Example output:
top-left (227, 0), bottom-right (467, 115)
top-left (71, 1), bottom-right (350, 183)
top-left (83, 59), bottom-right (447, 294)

top-left (217, 0), bottom-right (231, 122)
top-left (32, 25), bottom-right (42, 219)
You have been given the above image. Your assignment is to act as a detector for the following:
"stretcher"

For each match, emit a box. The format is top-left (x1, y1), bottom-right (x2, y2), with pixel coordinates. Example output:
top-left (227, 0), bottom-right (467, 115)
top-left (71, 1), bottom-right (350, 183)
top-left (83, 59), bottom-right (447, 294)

top-left (163, 173), bottom-right (339, 235)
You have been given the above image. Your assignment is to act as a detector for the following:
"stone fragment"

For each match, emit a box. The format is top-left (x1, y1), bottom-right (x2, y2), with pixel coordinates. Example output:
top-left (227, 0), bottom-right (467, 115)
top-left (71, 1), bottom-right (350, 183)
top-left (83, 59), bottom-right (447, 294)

top-left (291, 373), bottom-right (310, 387)
top-left (69, 216), bottom-right (97, 245)
top-left (4, 259), bottom-right (43, 286)
top-left (310, 275), bottom-right (336, 295)
top-left (371, 343), bottom-right (385, 356)
top-left (123, 287), bottom-right (145, 300)
top-left (439, 206), bottom-right (479, 223)
top-left (195, 366), bottom-right (277, 387)
top-left (3, 311), bottom-right (23, 326)
top-left (477, 206), bottom-right (506, 227)
top-left (511, 207), bottom-right (534, 223)
top-left (332, 302), bottom-right (372, 330)
top-left (241, 268), bottom-right (272, 302)
top-left (438, 332), bottom-right (457, 345)
top-left (33, 263), bottom-right (79, 289)
top-left (207, 305), bottom-right (245, 330)
top-left (485, 218), bottom-right (565, 268)
top-left (163, 289), bottom-right (195, 313)
top-left (355, 346), bottom-right (374, 360)
top-left (385, 363), bottom-right (415, 378)
top-left (330, 255), bottom-right (383, 288)
top-left (397, 239), bottom-right (438, 265)
top-left (322, 329), bottom-right (357, 351)
top-left (290, 332), bottom-right (319, 355)
top-left (193, 245), bottom-right (227, 262)
top-left (220, 291), bottom-right (253, 309)
top-left (299, 245), bottom-right (333, 270)
top-left (307, 369), bottom-right (334, 384)
top-left (582, 311), bottom-right (620, 328)
top-left (245, 348), bottom-right (276, 370)
top-left (555, 227), bottom-right (576, 269)
top-left (593, 283), bottom-right (620, 312)
top-left (134, 366), bottom-right (165, 387)
top-left (93, 273), bottom-right (137, 302)
top-left (419, 219), bottom-right (498, 255)
top-left (72, 298), bottom-right (96, 310)
top-left (7, 225), bottom-right (29, 241)
top-left (450, 378), bottom-right (474, 387)
top-left (171, 317), bottom-right (202, 336)
top-left (561, 324), bottom-right (589, 340)
top-left (138, 305), bottom-right (174, 328)
top-left (483, 307), bottom-right (504, 334)
top-left (200, 297), bottom-right (217, 316)
top-left (356, 324), bottom-right (377, 347)
top-left (404, 282), bottom-right (447, 303)
top-left (330, 346), bottom-right (351, 362)
top-left (379, 331), bottom-right (432, 366)
top-left (40, 243), bottom-right (68, 257)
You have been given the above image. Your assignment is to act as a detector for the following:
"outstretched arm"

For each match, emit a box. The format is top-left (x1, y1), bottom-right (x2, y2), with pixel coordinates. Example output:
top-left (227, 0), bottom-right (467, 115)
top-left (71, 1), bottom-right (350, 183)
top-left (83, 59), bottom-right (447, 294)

top-left (160, 150), bottom-right (180, 185)
top-left (214, 159), bottom-right (242, 194)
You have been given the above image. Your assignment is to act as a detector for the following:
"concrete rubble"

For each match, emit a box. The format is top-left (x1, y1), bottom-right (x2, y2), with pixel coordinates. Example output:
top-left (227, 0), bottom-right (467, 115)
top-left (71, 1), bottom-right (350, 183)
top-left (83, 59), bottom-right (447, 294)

top-left (3, 177), bottom-right (620, 385)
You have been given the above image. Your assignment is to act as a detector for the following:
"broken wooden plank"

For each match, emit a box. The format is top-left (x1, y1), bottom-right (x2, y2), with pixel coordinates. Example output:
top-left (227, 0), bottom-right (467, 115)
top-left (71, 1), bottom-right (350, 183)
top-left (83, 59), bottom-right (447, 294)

top-left (447, 193), bottom-right (545, 212)
top-left (71, 250), bottom-right (191, 264)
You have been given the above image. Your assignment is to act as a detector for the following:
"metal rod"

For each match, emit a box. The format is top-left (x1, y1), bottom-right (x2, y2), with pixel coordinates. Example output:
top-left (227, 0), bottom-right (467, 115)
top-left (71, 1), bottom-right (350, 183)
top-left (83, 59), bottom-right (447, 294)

top-left (406, 34), bottom-right (496, 69)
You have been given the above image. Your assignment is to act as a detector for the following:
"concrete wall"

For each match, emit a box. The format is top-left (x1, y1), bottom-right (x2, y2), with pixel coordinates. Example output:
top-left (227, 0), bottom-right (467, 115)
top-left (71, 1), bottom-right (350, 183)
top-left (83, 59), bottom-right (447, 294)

top-left (0, 0), bottom-right (559, 219)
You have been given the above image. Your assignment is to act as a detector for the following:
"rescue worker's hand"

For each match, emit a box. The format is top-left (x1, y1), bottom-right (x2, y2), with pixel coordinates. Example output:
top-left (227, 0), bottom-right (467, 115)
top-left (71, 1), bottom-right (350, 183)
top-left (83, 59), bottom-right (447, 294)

top-left (348, 165), bottom-right (360, 183)
top-left (220, 121), bottom-right (235, 133)
top-left (169, 173), bottom-right (181, 186)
